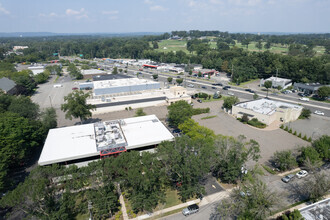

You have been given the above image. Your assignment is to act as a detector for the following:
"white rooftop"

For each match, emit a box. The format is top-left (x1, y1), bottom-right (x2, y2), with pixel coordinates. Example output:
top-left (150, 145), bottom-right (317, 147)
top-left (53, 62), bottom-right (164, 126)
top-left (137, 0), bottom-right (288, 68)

top-left (121, 115), bottom-right (174, 149)
top-left (235, 98), bottom-right (302, 116)
top-left (38, 115), bottom-right (174, 166)
top-left (265, 76), bottom-right (291, 83)
top-left (38, 124), bottom-right (98, 166)
top-left (93, 78), bottom-right (157, 89)
top-left (81, 69), bottom-right (106, 75)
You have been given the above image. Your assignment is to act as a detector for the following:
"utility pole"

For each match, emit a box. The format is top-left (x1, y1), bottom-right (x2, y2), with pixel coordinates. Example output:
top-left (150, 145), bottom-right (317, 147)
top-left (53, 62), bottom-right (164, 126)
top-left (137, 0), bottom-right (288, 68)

top-left (231, 64), bottom-right (234, 80)
top-left (88, 200), bottom-right (93, 220)
top-left (49, 96), bottom-right (53, 108)
top-left (276, 67), bottom-right (278, 87)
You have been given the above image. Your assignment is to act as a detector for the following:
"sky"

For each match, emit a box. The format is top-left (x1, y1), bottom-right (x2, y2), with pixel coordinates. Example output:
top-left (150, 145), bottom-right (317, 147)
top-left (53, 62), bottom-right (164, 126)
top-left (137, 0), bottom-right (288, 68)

top-left (0, 0), bottom-right (329, 33)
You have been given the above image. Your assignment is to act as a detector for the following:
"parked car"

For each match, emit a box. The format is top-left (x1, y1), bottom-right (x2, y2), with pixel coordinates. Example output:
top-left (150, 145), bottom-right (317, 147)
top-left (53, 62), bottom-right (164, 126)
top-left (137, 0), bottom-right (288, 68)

top-left (211, 86), bottom-right (217, 89)
top-left (281, 174), bottom-right (295, 183)
top-left (201, 86), bottom-right (207, 89)
top-left (182, 204), bottom-right (199, 216)
top-left (223, 86), bottom-right (231, 90)
top-left (214, 83), bottom-right (223, 86)
top-left (296, 170), bottom-right (308, 179)
top-left (228, 92), bottom-right (234, 96)
top-left (314, 110), bottom-right (325, 115)
top-left (245, 88), bottom-right (254, 93)
top-left (172, 129), bottom-right (181, 134)
top-left (53, 84), bottom-right (63, 88)
top-left (191, 79), bottom-right (196, 82)
top-left (299, 97), bottom-right (309, 101)
top-left (187, 84), bottom-right (194, 88)
top-left (298, 93), bottom-right (308, 97)
top-left (72, 87), bottom-right (79, 90)
top-left (197, 99), bottom-right (202, 103)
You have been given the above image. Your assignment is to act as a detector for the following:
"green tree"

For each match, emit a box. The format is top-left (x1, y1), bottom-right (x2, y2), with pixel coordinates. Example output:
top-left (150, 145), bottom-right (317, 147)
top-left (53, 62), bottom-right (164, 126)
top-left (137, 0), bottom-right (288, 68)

top-left (281, 209), bottom-right (303, 220)
top-left (152, 74), bottom-right (158, 80)
top-left (176, 78), bottom-right (183, 85)
top-left (188, 70), bottom-right (192, 76)
top-left (8, 95), bottom-right (39, 120)
top-left (299, 108), bottom-right (311, 119)
top-left (34, 70), bottom-right (50, 84)
top-left (212, 135), bottom-right (260, 183)
top-left (152, 41), bottom-right (159, 49)
top-left (253, 93), bottom-right (259, 100)
top-left (264, 41), bottom-right (271, 50)
top-left (81, 64), bottom-right (90, 70)
top-left (304, 173), bottom-right (330, 202)
top-left (256, 41), bottom-right (263, 51)
top-left (119, 68), bottom-right (123, 73)
top-left (178, 119), bottom-right (215, 142)
top-left (67, 63), bottom-right (82, 79)
top-left (41, 107), bottom-right (57, 130)
top-left (217, 179), bottom-right (278, 219)
top-left (264, 80), bottom-right (272, 97)
top-left (167, 100), bottom-right (193, 127)
top-left (222, 96), bottom-right (239, 110)
top-left (61, 90), bottom-right (96, 123)
top-left (317, 86), bottom-right (330, 100)
top-left (157, 136), bottom-right (215, 201)
top-left (112, 66), bottom-right (118, 74)
top-left (167, 77), bottom-right (173, 83)
top-left (312, 135), bottom-right (330, 161)
top-left (272, 150), bottom-right (298, 171)
top-left (135, 108), bottom-right (146, 117)
top-left (298, 146), bottom-right (321, 166)
top-left (217, 42), bottom-right (230, 51)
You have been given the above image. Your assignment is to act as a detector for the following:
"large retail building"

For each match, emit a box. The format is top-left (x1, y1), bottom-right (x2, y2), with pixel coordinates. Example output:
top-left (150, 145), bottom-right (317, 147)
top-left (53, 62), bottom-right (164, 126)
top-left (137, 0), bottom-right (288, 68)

top-left (38, 115), bottom-right (174, 166)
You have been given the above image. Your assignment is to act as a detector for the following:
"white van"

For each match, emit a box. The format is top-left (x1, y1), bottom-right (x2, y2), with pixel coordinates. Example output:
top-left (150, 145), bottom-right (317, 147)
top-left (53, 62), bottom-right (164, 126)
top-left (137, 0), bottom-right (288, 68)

top-left (299, 97), bottom-right (309, 101)
top-left (53, 84), bottom-right (63, 88)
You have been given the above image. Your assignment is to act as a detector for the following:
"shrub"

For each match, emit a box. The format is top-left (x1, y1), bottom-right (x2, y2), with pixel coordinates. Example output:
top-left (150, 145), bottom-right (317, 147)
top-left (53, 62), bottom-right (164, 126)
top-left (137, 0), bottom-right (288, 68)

top-left (293, 131), bottom-right (297, 135)
top-left (247, 118), bottom-right (266, 128)
top-left (272, 150), bottom-right (298, 171)
top-left (241, 114), bottom-right (249, 123)
top-left (298, 133), bottom-right (302, 138)
top-left (303, 135), bottom-right (307, 140)
top-left (261, 164), bottom-right (277, 174)
top-left (307, 137), bottom-right (312, 142)
top-left (298, 146), bottom-right (321, 166)
top-left (299, 108), bottom-right (311, 119)
top-left (192, 107), bottom-right (210, 115)
top-left (284, 126), bottom-right (288, 131)
top-left (280, 124), bottom-right (284, 129)
top-left (289, 128), bottom-right (292, 133)
top-left (313, 135), bottom-right (330, 160)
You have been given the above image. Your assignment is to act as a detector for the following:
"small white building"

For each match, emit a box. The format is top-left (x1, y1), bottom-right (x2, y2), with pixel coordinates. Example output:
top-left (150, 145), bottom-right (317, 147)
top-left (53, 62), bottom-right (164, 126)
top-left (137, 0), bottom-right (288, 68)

top-left (38, 115), bottom-right (174, 166)
top-left (232, 98), bottom-right (302, 125)
top-left (28, 66), bottom-right (45, 75)
top-left (260, 76), bottom-right (292, 89)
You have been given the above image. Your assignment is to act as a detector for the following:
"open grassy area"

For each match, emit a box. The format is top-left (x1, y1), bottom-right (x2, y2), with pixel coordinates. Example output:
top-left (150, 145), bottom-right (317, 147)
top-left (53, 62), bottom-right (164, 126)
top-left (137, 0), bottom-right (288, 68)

top-left (156, 39), bottom-right (189, 53)
top-left (201, 115), bottom-right (217, 120)
top-left (163, 189), bottom-right (182, 208)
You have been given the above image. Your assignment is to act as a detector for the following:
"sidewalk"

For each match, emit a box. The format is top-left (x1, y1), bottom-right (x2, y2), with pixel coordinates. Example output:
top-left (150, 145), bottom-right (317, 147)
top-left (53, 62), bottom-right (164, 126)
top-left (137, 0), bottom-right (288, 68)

top-left (129, 190), bottom-right (232, 220)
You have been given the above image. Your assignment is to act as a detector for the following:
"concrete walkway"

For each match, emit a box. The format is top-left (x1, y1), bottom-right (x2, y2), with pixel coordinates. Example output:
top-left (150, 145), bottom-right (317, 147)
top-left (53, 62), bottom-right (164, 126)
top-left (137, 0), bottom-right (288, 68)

top-left (129, 190), bottom-right (232, 220)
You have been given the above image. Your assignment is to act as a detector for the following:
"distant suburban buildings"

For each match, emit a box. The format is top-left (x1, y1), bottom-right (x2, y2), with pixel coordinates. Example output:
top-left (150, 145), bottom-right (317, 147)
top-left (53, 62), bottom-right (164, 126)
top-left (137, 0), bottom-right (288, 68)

top-left (0, 77), bottom-right (18, 95)
top-left (81, 69), bottom-right (107, 79)
top-left (293, 82), bottom-right (329, 95)
top-left (13, 46), bottom-right (28, 51)
top-left (260, 76), bottom-right (292, 89)
top-left (38, 115), bottom-right (174, 166)
top-left (232, 98), bottom-right (302, 125)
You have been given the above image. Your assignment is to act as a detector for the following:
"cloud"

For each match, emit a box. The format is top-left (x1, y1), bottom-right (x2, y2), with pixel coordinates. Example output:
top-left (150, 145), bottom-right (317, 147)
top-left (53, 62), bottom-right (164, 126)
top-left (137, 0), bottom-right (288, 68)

top-left (39, 12), bottom-right (59, 18)
top-left (66, 8), bottom-right (88, 19)
top-left (144, 0), bottom-right (153, 4)
top-left (0, 3), bottom-right (10, 15)
top-left (228, 0), bottom-right (262, 6)
top-left (188, 0), bottom-right (197, 7)
top-left (209, 0), bottom-right (224, 4)
top-left (150, 5), bottom-right (167, 11)
top-left (102, 10), bottom-right (119, 15)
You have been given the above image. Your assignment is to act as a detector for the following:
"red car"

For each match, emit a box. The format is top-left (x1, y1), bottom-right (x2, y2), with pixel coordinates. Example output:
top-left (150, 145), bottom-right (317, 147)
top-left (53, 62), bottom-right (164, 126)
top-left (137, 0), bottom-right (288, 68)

top-left (72, 87), bottom-right (78, 90)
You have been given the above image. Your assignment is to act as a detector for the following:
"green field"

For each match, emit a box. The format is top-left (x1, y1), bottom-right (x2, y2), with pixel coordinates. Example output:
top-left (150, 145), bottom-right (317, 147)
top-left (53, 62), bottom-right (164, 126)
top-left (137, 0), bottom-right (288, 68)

top-left (156, 39), bottom-right (189, 53)
top-left (153, 39), bottom-right (325, 56)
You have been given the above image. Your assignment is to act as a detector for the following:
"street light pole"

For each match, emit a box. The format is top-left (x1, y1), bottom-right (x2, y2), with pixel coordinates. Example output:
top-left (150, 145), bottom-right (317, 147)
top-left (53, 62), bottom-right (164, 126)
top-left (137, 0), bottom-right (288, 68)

top-left (49, 95), bottom-right (53, 108)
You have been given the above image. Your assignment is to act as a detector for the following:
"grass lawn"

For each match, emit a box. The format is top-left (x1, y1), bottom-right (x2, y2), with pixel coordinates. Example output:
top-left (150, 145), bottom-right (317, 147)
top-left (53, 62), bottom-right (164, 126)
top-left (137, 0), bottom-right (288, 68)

top-left (163, 189), bottom-right (182, 208)
top-left (201, 115), bottom-right (217, 120)
top-left (156, 39), bottom-right (189, 53)
top-left (310, 97), bottom-right (330, 103)
top-left (75, 213), bottom-right (89, 220)
top-left (199, 97), bottom-right (223, 102)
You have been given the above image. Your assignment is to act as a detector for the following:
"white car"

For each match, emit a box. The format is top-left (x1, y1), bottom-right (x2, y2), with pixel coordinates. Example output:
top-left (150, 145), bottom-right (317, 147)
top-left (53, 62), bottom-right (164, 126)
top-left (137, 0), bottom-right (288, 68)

top-left (187, 84), bottom-right (194, 88)
top-left (314, 110), bottom-right (325, 116)
top-left (228, 92), bottom-right (234, 96)
top-left (299, 97), bottom-right (309, 101)
top-left (296, 170), bottom-right (308, 179)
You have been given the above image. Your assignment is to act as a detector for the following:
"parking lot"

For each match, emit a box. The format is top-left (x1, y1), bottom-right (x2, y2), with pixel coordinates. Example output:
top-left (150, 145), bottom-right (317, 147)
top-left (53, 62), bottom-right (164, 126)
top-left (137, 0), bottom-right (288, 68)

top-left (192, 100), bottom-right (310, 164)
top-left (284, 115), bottom-right (330, 140)
top-left (31, 75), bottom-right (77, 109)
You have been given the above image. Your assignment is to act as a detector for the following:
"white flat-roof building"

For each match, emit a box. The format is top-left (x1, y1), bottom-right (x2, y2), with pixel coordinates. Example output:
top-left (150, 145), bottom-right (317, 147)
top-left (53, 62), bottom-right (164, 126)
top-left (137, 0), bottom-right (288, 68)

top-left (38, 115), bottom-right (174, 166)
top-left (232, 98), bottom-right (302, 125)
top-left (260, 76), bottom-right (292, 89)
top-left (28, 66), bottom-right (45, 75)
top-left (81, 69), bottom-right (107, 79)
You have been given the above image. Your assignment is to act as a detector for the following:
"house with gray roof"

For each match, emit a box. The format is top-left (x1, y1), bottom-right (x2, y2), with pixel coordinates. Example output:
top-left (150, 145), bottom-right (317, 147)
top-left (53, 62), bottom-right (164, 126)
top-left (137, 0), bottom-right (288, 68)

top-left (0, 77), bottom-right (18, 94)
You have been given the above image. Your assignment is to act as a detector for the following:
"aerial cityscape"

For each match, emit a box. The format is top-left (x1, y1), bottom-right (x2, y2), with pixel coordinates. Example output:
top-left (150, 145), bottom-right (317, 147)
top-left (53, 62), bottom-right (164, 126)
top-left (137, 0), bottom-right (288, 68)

top-left (0, 0), bottom-right (329, 220)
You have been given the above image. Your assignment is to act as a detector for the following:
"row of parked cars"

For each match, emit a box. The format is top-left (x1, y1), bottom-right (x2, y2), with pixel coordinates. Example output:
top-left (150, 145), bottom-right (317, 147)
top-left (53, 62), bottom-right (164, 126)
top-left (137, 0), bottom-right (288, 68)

top-left (281, 170), bottom-right (308, 183)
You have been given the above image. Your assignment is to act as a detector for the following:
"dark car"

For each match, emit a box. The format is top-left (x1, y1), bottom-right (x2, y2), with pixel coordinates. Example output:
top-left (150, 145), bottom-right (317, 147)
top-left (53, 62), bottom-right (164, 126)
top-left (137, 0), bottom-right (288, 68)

top-left (172, 129), bottom-right (181, 134)
top-left (212, 87), bottom-right (217, 89)
top-left (245, 88), bottom-right (254, 93)
top-left (214, 83), bottom-right (223, 86)
top-left (182, 204), bottom-right (199, 216)
top-left (223, 86), bottom-right (231, 90)
top-left (201, 86), bottom-right (207, 89)
top-left (191, 79), bottom-right (196, 82)
top-left (197, 99), bottom-right (202, 103)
